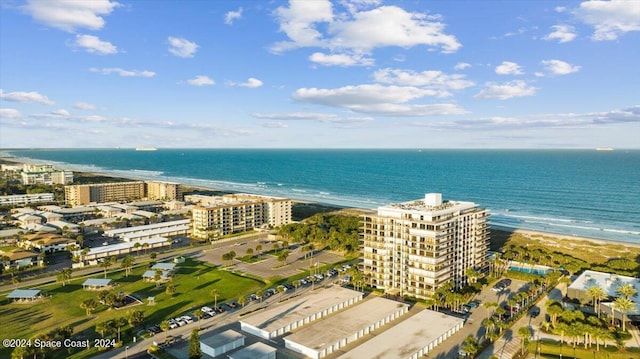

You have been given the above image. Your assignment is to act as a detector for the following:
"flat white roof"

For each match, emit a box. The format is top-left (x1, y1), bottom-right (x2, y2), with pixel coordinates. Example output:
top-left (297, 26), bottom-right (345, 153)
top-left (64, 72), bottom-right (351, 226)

top-left (241, 286), bottom-right (362, 333)
top-left (82, 278), bottom-right (112, 287)
top-left (151, 262), bottom-right (176, 271)
top-left (285, 297), bottom-right (409, 350)
top-left (569, 270), bottom-right (640, 314)
top-left (339, 310), bottom-right (464, 359)
top-left (142, 270), bottom-right (171, 278)
top-left (7, 289), bottom-right (42, 299)
top-left (200, 329), bottom-right (244, 348)
top-left (80, 236), bottom-right (168, 256)
top-left (228, 342), bottom-right (276, 359)
top-left (104, 219), bottom-right (190, 236)
top-left (121, 225), bottom-right (189, 240)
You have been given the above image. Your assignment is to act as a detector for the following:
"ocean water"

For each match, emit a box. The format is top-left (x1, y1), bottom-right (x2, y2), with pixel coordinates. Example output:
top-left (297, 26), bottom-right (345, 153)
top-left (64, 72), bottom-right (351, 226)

top-left (5, 149), bottom-right (640, 244)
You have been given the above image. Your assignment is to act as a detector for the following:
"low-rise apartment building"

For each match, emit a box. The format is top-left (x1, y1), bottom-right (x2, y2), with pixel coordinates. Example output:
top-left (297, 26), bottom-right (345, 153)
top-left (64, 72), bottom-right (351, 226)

top-left (361, 193), bottom-right (489, 299)
top-left (65, 181), bottom-right (146, 206)
top-left (0, 193), bottom-right (55, 206)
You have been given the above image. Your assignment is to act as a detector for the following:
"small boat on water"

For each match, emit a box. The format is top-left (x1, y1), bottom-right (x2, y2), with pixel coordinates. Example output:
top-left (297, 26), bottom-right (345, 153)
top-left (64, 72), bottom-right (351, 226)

top-left (595, 147), bottom-right (613, 151)
top-left (135, 146), bottom-right (157, 151)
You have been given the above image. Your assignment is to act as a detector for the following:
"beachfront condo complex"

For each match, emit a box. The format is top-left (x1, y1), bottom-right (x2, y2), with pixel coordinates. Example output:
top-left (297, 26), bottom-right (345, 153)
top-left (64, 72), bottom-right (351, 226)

top-left (64, 181), bottom-right (183, 206)
top-left (190, 194), bottom-right (292, 238)
top-left (361, 193), bottom-right (490, 299)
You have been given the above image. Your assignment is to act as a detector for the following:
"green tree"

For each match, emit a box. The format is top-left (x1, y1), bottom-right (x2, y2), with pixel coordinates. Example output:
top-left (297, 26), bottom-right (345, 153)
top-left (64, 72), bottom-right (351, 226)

top-left (255, 244), bottom-right (263, 254)
top-left (211, 288), bottom-right (220, 308)
top-left (160, 320), bottom-right (170, 342)
top-left (246, 247), bottom-right (254, 256)
top-left (56, 268), bottom-right (72, 286)
top-left (81, 298), bottom-right (98, 316)
top-left (128, 310), bottom-right (145, 328)
top-left (189, 329), bottom-right (202, 359)
top-left (613, 296), bottom-right (635, 331)
top-left (121, 255), bottom-right (135, 277)
top-left (100, 256), bottom-right (114, 279)
top-left (194, 309), bottom-right (203, 329)
top-left (166, 284), bottom-right (176, 296)
top-left (238, 295), bottom-right (247, 307)
top-left (517, 326), bottom-right (531, 355)
top-left (95, 320), bottom-right (113, 339)
top-left (616, 283), bottom-right (637, 300)
top-left (114, 317), bottom-right (128, 342)
top-left (461, 335), bottom-right (479, 357)
top-left (277, 250), bottom-right (290, 264)
top-left (587, 285), bottom-right (607, 318)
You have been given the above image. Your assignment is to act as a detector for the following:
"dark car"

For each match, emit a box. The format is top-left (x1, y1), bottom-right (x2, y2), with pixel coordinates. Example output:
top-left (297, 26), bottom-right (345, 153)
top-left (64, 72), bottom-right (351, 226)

top-left (530, 307), bottom-right (541, 318)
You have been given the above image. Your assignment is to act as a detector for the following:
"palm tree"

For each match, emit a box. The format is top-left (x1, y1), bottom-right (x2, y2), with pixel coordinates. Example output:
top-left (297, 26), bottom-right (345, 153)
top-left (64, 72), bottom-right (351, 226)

top-left (586, 285), bottom-right (607, 318)
top-left (517, 326), bottom-right (531, 355)
top-left (613, 296), bottom-right (635, 331)
top-left (211, 289), bottom-right (219, 308)
top-left (100, 256), bottom-right (114, 279)
top-left (616, 283), bottom-right (637, 300)
top-left (483, 301), bottom-right (498, 316)
top-left (546, 300), bottom-right (563, 326)
top-left (194, 309), bottom-right (203, 329)
top-left (238, 295), bottom-right (246, 308)
top-left (114, 317), bottom-right (128, 342)
top-left (160, 320), bottom-right (170, 342)
top-left (121, 255), bottom-right (135, 277)
top-left (81, 298), bottom-right (97, 316)
top-left (461, 335), bottom-right (479, 358)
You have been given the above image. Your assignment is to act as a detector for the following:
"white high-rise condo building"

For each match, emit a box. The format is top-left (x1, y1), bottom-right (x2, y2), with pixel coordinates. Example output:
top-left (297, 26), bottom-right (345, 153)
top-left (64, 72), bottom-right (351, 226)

top-left (361, 193), bottom-right (489, 299)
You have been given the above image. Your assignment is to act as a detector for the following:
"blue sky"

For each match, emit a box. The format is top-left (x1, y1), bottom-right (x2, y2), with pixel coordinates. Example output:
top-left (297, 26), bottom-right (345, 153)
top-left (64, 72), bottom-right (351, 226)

top-left (0, 0), bottom-right (638, 148)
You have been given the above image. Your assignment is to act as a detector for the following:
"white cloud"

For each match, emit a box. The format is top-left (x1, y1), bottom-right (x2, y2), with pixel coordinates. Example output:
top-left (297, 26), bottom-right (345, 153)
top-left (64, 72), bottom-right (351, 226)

top-left (260, 121), bottom-right (288, 128)
top-left (272, 0), bottom-right (334, 51)
top-left (0, 108), bottom-right (23, 118)
top-left (22, 0), bottom-right (119, 32)
top-left (495, 61), bottom-right (524, 75)
top-left (168, 37), bottom-right (199, 58)
top-left (90, 68), bottom-right (156, 77)
top-left (555, 6), bottom-right (567, 13)
top-left (51, 109), bottom-right (70, 117)
top-left (239, 78), bottom-right (263, 88)
top-left (373, 68), bottom-right (474, 92)
top-left (225, 7), bottom-right (243, 25)
top-left (187, 75), bottom-right (215, 86)
top-left (474, 80), bottom-right (537, 100)
top-left (271, 2), bottom-right (461, 58)
top-left (454, 62), bottom-right (471, 70)
top-left (252, 112), bottom-right (372, 123)
top-left (339, 0), bottom-right (382, 14)
top-left (227, 78), bottom-right (263, 88)
top-left (292, 84), bottom-right (468, 116)
top-left (541, 59), bottom-right (581, 75)
top-left (329, 6), bottom-right (461, 53)
top-left (575, 0), bottom-right (640, 40)
top-left (429, 105), bottom-right (640, 130)
top-left (309, 52), bottom-right (374, 66)
top-left (0, 89), bottom-right (54, 105)
top-left (72, 34), bottom-right (117, 54)
top-left (73, 102), bottom-right (96, 110)
top-left (543, 25), bottom-right (577, 43)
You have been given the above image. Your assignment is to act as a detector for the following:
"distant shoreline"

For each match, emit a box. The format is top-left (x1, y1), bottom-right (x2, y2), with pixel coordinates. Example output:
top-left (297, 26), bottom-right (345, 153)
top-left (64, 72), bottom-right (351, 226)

top-left (2, 154), bottom-right (638, 249)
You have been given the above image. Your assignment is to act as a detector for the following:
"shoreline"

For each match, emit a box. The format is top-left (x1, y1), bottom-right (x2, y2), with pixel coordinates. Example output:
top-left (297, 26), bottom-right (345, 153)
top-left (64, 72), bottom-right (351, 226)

top-left (2, 155), bottom-right (638, 248)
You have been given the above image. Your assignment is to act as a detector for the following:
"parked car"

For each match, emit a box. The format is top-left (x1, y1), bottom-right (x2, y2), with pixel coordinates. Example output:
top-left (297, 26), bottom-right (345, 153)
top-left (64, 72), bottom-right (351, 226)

top-left (529, 307), bottom-right (540, 318)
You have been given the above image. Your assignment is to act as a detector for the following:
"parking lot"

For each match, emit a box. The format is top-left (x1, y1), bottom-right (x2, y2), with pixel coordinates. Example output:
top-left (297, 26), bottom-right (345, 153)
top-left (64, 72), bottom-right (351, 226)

top-left (195, 235), bottom-right (345, 279)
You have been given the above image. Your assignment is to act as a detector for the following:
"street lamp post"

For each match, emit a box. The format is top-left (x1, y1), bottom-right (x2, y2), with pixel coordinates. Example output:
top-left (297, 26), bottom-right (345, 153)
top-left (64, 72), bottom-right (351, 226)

top-left (125, 345), bottom-right (129, 359)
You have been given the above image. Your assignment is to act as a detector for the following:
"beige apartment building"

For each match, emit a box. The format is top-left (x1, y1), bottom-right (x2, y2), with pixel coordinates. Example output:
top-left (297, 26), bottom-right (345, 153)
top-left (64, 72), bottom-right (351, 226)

top-left (145, 181), bottom-right (182, 201)
top-left (65, 182), bottom-right (146, 206)
top-left (361, 193), bottom-right (489, 299)
top-left (191, 194), bottom-right (292, 238)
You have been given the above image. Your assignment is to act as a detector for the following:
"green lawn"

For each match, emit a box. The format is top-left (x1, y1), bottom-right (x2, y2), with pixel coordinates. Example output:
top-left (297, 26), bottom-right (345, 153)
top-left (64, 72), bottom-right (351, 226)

top-left (529, 339), bottom-right (640, 359)
top-left (0, 258), bottom-right (263, 359)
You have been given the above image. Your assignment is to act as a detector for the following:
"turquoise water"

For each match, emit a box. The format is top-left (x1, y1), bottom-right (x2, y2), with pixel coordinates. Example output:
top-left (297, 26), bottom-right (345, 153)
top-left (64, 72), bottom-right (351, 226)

top-left (508, 266), bottom-right (551, 276)
top-left (5, 149), bottom-right (640, 243)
